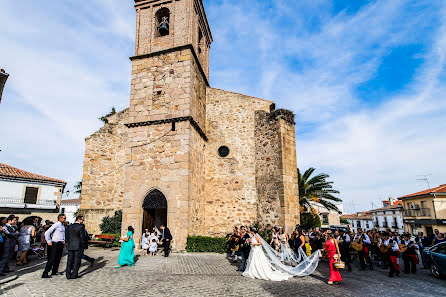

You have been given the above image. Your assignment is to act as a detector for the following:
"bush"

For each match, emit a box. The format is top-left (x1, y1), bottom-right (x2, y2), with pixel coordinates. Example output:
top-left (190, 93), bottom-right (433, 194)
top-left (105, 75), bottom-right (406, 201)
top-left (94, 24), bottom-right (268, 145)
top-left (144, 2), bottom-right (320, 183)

top-left (186, 236), bottom-right (228, 253)
top-left (99, 210), bottom-right (122, 234)
top-left (300, 212), bottom-right (321, 230)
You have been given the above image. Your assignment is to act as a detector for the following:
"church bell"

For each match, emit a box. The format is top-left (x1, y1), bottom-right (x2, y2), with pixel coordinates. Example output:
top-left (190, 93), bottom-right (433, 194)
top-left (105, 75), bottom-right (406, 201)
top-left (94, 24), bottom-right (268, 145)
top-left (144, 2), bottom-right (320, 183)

top-left (0, 69), bottom-right (9, 104)
top-left (158, 21), bottom-right (169, 36)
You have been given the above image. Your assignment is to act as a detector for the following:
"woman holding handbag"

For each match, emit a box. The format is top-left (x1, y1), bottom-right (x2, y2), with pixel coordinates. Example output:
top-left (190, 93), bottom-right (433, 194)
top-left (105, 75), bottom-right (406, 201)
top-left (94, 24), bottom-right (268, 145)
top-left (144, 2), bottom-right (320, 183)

top-left (324, 230), bottom-right (342, 285)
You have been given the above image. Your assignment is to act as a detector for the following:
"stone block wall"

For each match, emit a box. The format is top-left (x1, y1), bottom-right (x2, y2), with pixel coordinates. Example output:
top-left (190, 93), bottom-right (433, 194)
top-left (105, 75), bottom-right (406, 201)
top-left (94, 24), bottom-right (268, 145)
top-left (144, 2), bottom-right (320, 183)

top-left (129, 50), bottom-right (196, 124)
top-left (203, 88), bottom-right (271, 236)
top-left (278, 117), bottom-right (300, 234)
top-left (121, 121), bottom-right (192, 250)
top-left (255, 110), bottom-right (284, 228)
top-left (254, 110), bottom-right (300, 234)
top-left (79, 109), bottom-right (128, 234)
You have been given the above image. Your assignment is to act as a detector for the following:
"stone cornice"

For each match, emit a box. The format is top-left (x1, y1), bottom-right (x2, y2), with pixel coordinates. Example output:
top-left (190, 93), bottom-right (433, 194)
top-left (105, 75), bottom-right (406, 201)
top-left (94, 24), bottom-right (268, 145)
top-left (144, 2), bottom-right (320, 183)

top-left (129, 44), bottom-right (210, 87)
top-left (125, 116), bottom-right (208, 142)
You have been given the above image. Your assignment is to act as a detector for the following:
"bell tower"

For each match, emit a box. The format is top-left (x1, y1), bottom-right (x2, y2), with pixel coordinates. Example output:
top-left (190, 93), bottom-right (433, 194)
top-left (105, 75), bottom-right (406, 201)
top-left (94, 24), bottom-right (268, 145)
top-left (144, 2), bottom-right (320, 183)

top-left (133, 0), bottom-right (212, 79)
top-left (121, 0), bottom-right (212, 250)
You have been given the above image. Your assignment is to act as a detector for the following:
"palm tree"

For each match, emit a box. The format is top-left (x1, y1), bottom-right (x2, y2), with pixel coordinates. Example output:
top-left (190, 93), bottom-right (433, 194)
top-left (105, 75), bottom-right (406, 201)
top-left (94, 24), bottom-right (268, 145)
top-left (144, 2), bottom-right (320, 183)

top-left (73, 181), bottom-right (82, 195)
top-left (298, 167), bottom-right (342, 214)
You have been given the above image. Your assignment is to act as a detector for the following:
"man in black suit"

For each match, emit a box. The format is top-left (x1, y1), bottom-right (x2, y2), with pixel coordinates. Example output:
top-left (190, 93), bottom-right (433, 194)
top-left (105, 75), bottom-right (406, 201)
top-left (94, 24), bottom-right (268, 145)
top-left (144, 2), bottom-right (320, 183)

top-left (65, 216), bottom-right (86, 279)
top-left (237, 226), bottom-right (251, 272)
top-left (160, 225), bottom-right (172, 257)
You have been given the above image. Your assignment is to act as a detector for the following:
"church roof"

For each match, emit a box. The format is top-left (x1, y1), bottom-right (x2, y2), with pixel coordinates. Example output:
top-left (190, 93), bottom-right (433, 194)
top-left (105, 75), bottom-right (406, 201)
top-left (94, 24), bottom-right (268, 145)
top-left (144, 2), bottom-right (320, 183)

top-left (0, 163), bottom-right (66, 185)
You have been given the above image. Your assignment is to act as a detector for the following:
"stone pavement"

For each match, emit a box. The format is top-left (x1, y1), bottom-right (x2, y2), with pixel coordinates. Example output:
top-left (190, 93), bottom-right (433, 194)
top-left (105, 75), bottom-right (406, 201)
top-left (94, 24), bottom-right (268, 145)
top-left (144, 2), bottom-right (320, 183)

top-left (0, 248), bottom-right (444, 297)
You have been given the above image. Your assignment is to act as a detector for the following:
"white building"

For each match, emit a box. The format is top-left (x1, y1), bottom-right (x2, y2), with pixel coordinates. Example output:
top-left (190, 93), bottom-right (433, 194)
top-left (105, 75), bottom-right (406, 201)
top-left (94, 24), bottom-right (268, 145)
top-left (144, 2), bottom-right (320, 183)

top-left (0, 163), bottom-right (66, 221)
top-left (343, 211), bottom-right (375, 233)
top-left (369, 199), bottom-right (405, 234)
top-left (60, 198), bottom-right (80, 223)
top-left (309, 201), bottom-right (346, 227)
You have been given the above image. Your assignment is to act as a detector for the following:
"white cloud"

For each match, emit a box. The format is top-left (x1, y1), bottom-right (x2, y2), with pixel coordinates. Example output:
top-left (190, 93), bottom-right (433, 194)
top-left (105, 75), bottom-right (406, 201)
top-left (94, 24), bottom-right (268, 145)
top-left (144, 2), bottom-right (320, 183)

top-left (0, 0), bottom-right (445, 213)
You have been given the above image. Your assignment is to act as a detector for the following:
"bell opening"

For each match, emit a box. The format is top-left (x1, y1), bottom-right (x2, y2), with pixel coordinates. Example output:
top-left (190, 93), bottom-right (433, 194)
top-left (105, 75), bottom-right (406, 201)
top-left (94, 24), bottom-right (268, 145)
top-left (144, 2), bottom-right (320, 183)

top-left (155, 8), bottom-right (170, 37)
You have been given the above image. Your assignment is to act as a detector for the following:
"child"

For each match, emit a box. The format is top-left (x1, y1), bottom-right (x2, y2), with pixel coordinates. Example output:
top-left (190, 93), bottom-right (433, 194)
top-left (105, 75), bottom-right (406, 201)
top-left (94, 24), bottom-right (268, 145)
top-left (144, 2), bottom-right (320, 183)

top-left (305, 235), bottom-right (312, 256)
top-left (149, 238), bottom-right (158, 256)
top-left (141, 234), bottom-right (149, 255)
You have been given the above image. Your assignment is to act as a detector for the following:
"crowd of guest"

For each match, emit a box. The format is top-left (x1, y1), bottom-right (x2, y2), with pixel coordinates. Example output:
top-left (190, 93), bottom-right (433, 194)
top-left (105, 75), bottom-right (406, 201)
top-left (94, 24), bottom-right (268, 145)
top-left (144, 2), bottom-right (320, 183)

top-left (227, 225), bottom-right (445, 284)
top-left (0, 213), bottom-right (97, 279)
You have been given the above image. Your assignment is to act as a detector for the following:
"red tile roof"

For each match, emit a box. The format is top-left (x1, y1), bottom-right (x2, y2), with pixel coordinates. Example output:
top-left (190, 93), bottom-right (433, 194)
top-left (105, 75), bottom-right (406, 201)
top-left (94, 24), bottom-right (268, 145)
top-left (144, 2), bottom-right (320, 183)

top-left (398, 184), bottom-right (446, 199)
top-left (0, 163), bottom-right (66, 184)
top-left (342, 212), bottom-right (372, 220)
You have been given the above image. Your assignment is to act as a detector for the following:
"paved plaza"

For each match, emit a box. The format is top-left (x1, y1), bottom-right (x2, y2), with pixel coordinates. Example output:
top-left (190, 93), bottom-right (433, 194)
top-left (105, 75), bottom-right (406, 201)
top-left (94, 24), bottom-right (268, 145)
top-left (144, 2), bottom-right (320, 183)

top-left (0, 247), bottom-right (444, 297)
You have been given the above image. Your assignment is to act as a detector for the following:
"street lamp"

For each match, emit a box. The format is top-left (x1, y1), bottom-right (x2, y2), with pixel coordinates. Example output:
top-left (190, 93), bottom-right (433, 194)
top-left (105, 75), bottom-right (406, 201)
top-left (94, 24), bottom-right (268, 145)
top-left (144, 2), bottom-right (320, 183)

top-left (0, 68), bottom-right (9, 104)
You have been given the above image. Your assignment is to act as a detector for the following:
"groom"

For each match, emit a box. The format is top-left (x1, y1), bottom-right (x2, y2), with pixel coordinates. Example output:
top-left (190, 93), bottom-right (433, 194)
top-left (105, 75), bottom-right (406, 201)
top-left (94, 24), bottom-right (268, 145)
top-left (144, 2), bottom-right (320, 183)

top-left (160, 225), bottom-right (172, 257)
top-left (237, 226), bottom-right (251, 272)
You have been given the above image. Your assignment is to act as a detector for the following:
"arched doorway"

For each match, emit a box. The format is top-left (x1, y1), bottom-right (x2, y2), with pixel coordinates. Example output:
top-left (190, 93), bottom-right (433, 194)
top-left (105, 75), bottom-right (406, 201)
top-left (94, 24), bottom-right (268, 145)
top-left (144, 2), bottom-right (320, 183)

top-left (142, 189), bottom-right (167, 233)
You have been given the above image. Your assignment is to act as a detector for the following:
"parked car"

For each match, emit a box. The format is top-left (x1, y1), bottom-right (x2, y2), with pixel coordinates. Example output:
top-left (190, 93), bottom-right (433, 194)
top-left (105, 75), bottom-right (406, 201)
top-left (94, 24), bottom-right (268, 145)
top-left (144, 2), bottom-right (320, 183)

top-left (422, 242), bottom-right (446, 278)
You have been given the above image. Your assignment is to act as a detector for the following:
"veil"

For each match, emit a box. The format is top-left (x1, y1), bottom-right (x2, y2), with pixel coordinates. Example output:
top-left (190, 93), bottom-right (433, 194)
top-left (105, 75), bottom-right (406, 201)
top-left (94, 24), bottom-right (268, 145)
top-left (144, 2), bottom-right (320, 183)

top-left (257, 235), bottom-right (321, 277)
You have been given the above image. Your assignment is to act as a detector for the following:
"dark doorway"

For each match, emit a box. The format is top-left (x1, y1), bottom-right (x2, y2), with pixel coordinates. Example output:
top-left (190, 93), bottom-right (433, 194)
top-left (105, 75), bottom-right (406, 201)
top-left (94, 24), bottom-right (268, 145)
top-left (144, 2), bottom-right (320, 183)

top-left (142, 189), bottom-right (167, 233)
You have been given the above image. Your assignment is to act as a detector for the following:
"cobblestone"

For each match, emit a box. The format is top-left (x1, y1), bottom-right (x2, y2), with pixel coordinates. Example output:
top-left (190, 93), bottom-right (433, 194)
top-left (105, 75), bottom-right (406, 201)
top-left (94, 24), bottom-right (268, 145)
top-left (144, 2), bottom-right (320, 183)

top-left (0, 248), bottom-right (444, 297)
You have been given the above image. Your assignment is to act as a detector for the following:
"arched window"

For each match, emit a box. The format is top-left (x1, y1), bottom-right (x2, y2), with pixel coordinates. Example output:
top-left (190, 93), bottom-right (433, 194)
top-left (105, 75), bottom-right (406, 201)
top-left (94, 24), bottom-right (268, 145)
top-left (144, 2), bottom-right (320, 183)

top-left (155, 8), bottom-right (170, 37)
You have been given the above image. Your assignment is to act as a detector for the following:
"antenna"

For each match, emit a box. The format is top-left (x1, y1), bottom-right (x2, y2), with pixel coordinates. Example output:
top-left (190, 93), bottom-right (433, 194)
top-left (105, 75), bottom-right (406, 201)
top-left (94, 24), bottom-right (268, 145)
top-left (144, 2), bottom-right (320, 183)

top-left (416, 174), bottom-right (432, 188)
top-left (348, 200), bottom-right (359, 213)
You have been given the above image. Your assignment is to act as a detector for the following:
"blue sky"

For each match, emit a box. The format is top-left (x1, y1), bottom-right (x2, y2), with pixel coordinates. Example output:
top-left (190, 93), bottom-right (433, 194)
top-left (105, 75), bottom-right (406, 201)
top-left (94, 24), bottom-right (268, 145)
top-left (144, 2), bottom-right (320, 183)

top-left (1, 0), bottom-right (445, 213)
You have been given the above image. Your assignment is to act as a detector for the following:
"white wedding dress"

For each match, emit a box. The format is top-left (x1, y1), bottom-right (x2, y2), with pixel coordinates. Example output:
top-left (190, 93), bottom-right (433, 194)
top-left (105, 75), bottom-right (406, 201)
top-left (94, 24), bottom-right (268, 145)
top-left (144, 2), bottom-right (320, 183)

top-left (242, 235), bottom-right (292, 281)
top-left (242, 234), bottom-right (321, 281)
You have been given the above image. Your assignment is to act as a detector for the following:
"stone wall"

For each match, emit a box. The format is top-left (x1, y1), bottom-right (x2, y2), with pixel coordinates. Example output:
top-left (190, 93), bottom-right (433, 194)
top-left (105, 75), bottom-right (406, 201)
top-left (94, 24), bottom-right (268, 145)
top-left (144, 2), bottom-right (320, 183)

top-left (121, 121), bottom-right (192, 250)
top-left (278, 117), bottom-right (300, 234)
top-left (254, 110), bottom-right (299, 234)
top-left (129, 50), bottom-right (195, 124)
top-left (254, 110), bottom-right (284, 228)
top-left (203, 88), bottom-right (272, 236)
top-left (79, 109), bottom-right (128, 234)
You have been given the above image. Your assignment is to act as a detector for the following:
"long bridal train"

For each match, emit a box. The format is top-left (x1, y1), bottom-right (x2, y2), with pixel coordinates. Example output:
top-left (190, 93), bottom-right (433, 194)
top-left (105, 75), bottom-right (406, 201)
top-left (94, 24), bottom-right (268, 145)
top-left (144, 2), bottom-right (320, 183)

top-left (242, 234), bottom-right (321, 281)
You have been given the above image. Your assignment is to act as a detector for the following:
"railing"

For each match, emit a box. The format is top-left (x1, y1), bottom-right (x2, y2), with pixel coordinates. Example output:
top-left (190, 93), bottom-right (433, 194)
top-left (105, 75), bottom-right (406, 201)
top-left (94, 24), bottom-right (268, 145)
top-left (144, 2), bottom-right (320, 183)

top-left (0, 196), bottom-right (57, 206)
top-left (403, 208), bottom-right (431, 217)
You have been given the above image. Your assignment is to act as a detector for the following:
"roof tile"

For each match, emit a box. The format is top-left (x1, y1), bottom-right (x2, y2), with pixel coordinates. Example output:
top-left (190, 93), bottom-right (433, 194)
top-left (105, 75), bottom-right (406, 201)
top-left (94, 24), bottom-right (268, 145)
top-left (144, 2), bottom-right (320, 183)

top-left (0, 163), bottom-right (66, 184)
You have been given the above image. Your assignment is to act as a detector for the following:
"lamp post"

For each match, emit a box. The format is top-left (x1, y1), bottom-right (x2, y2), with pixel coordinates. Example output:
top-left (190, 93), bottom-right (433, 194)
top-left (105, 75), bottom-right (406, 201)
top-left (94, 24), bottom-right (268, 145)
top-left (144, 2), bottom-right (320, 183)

top-left (0, 68), bottom-right (9, 104)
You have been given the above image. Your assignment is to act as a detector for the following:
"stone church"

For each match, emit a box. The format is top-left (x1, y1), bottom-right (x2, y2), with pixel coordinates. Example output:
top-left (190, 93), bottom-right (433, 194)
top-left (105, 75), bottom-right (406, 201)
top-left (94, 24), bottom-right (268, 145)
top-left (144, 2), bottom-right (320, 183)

top-left (80, 0), bottom-right (300, 250)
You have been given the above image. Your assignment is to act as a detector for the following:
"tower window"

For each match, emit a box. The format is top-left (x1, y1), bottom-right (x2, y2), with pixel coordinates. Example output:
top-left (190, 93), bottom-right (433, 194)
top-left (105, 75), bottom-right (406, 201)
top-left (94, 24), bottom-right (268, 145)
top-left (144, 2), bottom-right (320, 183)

top-left (155, 8), bottom-right (170, 37)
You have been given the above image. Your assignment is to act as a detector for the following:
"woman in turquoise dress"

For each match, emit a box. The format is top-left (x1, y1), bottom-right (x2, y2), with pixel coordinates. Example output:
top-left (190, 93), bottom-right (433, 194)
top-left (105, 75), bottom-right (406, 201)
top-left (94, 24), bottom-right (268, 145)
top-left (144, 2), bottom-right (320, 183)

top-left (115, 226), bottom-right (135, 268)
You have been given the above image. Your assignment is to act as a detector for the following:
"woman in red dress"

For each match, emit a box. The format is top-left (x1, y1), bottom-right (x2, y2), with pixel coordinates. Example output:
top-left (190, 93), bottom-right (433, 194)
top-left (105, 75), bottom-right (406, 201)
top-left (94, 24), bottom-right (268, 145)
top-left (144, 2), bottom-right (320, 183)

top-left (325, 230), bottom-right (342, 285)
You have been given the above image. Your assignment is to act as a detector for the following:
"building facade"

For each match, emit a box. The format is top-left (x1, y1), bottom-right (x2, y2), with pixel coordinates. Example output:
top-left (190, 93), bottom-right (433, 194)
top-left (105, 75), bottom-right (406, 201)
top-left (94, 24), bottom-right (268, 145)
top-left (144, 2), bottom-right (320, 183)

top-left (60, 198), bottom-right (80, 224)
top-left (80, 0), bottom-right (300, 250)
top-left (343, 212), bottom-right (375, 233)
top-left (309, 201), bottom-right (344, 227)
top-left (369, 199), bottom-right (405, 234)
top-left (398, 184), bottom-right (446, 236)
top-left (0, 163), bottom-right (66, 221)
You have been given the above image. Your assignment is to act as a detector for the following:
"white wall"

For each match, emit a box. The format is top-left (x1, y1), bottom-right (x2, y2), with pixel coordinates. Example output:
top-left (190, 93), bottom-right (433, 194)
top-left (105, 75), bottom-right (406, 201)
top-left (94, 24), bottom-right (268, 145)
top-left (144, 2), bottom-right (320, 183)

top-left (0, 179), bottom-right (62, 207)
top-left (60, 203), bottom-right (80, 223)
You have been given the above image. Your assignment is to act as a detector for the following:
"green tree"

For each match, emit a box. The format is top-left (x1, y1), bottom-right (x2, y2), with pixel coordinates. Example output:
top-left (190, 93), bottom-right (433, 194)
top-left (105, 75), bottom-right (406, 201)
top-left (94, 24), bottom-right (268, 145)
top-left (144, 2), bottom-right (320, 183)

top-left (298, 167), bottom-right (342, 213)
top-left (98, 107), bottom-right (116, 124)
top-left (73, 181), bottom-right (82, 195)
top-left (340, 217), bottom-right (349, 224)
top-left (100, 210), bottom-right (122, 234)
top-left (300, 212), bottom-right (322, 230)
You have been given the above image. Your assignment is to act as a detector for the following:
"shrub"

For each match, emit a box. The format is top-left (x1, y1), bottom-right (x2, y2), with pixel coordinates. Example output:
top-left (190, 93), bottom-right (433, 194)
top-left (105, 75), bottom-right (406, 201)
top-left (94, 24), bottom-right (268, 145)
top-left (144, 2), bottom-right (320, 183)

top-left (300, 212), bottom-right (321, 230)
top-left (186, 236), bottom-right (228, 253)
top-left (99, 210), bottom-right (122, 234)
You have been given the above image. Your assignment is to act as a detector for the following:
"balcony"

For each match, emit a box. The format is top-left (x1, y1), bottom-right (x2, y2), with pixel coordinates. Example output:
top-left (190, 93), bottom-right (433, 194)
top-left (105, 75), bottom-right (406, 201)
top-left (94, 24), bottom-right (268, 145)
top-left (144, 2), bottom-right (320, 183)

top-left (0, 196), bottom-right (57, 210)
top-left (403, 208), bottom-right (431, 217)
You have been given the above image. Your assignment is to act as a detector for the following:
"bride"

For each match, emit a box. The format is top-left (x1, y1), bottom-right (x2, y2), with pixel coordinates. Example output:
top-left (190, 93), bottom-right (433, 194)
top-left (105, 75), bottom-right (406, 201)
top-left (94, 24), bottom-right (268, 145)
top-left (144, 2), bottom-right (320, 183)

top-left (242, 227), bottom-right (321, 281)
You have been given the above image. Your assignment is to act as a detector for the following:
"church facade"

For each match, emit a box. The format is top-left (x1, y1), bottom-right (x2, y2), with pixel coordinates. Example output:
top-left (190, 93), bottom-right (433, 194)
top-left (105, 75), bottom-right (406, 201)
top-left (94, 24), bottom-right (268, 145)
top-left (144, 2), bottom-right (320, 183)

top-left (79, 0), bottom-right (300, 250)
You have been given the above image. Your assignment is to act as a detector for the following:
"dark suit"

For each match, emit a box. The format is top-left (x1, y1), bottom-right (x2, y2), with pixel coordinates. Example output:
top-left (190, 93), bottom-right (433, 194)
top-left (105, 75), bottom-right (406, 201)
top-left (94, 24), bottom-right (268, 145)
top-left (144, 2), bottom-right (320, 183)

top-left (161, 227), bottom-right (172, 257)
top-left (65, 223), bottom-right (85, 279)
top-left (238, 233), bottom-right (251, 271)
